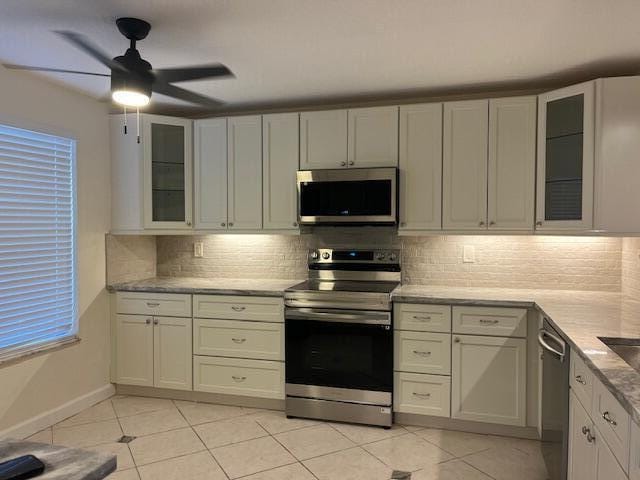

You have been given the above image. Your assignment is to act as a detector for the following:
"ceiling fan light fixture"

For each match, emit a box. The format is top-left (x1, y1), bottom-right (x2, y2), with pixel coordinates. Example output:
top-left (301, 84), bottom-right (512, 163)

top-left (112, 89), bottom-right (150, 107)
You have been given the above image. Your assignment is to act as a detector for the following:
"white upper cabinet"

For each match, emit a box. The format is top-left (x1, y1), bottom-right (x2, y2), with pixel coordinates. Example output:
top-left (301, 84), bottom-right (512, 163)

top-left (443, 100), bottom-right (489, 230)
top-left (594, 76), bottom-right (640, 233)
top-left (262, 113), bottom-right (300, 230)
top-left (488, 97), bottom-right (537, 231)
top-left (300, 109), bottom-right (348, 169)
top-left (194, 118), bottom-right (228, 230)
top-left (347, 106), bottom-right (399, 168)
top-left (110, 115), bottom-right (144, 231)
top-left (227, 115), bottom-right (263, 230)
top-left (398, 103), bottom-right (443, 231)
top-left (142, 115), bottom-right (193, 229)
top-left (537, 81), bottom-right (595, 231)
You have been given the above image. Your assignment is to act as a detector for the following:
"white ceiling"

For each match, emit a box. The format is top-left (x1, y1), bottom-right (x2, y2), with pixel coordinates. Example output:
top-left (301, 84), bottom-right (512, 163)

top-left (2, 0), bottom-right (640, 115)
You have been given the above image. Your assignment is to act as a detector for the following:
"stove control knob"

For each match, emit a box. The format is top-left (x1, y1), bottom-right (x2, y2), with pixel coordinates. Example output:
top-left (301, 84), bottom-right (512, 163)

top-left (375, 252), bottom-right (386, 261)
top-left (310, 251), bottom-right (319, 260)
top-left (389, 253), bottom-right (398, 262)
top-left (322, 252), bottom-right (330, 260)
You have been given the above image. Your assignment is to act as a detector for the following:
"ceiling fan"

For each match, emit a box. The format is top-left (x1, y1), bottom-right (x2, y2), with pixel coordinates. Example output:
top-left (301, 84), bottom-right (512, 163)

top-left (3, 17), bottom-right (233, 108)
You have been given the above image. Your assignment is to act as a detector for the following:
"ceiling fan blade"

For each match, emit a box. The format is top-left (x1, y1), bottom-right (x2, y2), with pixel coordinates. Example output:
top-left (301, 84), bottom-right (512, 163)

top-left (55, 30), bottom-right (128, 72)
top-left (152, 82), bottom-right (224, 107)
top-left (2, 64), bottom-right (110, 77)
top-left (153, 63), bottom-right (233, 83)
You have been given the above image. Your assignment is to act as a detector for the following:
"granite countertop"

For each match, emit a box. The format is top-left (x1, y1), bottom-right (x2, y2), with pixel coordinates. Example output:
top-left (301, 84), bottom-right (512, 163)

top-left (0, 440), bottom-right (115, 479)
top-left (393, 285), bottom-right (640, 425)
top-left (107, 276), bottom-right (303, 297)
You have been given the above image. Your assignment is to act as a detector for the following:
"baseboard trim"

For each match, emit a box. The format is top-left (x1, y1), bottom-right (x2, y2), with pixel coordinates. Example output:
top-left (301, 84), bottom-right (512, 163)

top-left (0, 383), bottom-right (115, 440)
top-left (115, 384), bottom-right (285, 411)
top-left (394, 412), bottom-right (539, 439)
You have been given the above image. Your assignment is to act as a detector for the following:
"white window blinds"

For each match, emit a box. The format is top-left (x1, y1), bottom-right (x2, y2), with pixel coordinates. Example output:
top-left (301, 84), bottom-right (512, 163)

top-left (0, 124), bottom-right (77, 361)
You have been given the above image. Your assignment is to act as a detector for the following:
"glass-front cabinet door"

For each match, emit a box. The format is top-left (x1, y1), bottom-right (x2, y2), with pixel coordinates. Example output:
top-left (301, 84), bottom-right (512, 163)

top-left (143, 115), bottom-right (193, 229)
top-left (536, 81), bottom-right (594, 231)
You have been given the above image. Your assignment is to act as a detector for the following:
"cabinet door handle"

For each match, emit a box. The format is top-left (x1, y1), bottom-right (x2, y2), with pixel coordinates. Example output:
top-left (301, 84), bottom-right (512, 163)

top-left (145, 318), bottom-right (151, 325)
top-left (479, 221), bottom-right (485, 227)
top-left (413, 350), bottom-right (431, 357)
top-left (146, 302), bottom-right (160, 307)
top-left (153, 318), bottom-right (159, 325)
top-left (582, 426), bottom-right (596, 443)
top-left (400, 222), bottom-right (407, 227)
top-left (412, 315), bottom-right (432, 321)
top-left (536, 221), bottom-right (543, 227)
top-left (412, 392), bottom-right (431, 399)
top-left (479, 319), bottom-right (499, 324)
top-left (489, 221), bottom-right (496, 226)
top-left (186, 221), bottom-right (192, 226)
top-left (602, 411), bottom-right (617, 426)
top-left (221, 222), bottom-right (226, 227)
top-left (340, 161), bottom-right (347, 167)
top-left (293, 222), bottom-right (298, 227)
top-left (454, 337), bottom-right (461, 343)
top-left (575, 375), bottom-right (586, 385)
top-left (228, 222), bottom-right (234, 227)
top-left (232, 338), bottom-right (246, 344)
top-left (232, 375), bottom-right (247, 382)
top-left (348, 161), bottom-right (355, 166)
top-left (231, 306), bottom-right (246, 312)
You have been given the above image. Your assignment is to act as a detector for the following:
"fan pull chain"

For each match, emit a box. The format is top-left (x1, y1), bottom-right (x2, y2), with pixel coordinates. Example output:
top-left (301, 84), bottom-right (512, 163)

top-left (123, 107), bottom-right (128, 135)
top-left (136, 107), bottom-right (140, 144)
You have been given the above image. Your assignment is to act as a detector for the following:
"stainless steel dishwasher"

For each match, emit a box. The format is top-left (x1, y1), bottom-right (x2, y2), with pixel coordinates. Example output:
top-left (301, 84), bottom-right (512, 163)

top-left (538, 318), bottom-right (570, 480)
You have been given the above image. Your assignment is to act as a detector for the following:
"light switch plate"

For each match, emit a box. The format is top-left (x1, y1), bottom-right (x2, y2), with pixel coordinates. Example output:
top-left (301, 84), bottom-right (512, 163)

top-left (463, 245), bottom-right (475, 263)
top-left (194, 242), bottom-right (204, 258)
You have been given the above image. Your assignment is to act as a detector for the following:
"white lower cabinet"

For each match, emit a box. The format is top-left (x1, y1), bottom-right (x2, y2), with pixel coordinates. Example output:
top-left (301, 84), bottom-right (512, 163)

top-left (451, 334), bottom-right (527, 426)
top-left (394, 372), bottom-right (451, 417)
top-left (116, 314), bottom-right (192, 391)
top-left (193, 356), bottom-right (284, 399)
top-left (394, 330), bottom-right (451, 375)
top-left (569, 392), bottom-right (627, 480)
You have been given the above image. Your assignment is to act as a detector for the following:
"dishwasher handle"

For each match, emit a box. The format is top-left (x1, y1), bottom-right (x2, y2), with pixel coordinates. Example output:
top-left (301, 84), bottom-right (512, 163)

top-left (538, 328), bottom-right (566, 362)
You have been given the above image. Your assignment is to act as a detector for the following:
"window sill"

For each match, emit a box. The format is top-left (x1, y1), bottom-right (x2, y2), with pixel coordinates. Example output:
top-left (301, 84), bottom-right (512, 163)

top-left (0, 336), bottom-right (81, 369)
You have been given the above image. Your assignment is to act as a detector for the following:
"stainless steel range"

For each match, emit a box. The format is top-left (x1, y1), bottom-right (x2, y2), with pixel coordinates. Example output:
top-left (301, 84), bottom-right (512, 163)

top-left (284, 248), bottom-right (400, 427)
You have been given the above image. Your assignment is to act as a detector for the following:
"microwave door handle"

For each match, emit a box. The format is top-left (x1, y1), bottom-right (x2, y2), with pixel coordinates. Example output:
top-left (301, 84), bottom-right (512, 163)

top-left (538, 329), bottom-right (566, 361)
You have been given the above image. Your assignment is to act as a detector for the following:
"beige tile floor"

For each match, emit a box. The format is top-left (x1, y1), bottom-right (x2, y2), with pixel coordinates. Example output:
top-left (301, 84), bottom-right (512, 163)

top-left (25, 395), bottom-right (549, 480)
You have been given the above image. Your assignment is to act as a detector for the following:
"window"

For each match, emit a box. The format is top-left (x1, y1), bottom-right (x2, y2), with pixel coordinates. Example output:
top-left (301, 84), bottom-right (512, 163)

top-left (0, 123), bottom-right (77, 361)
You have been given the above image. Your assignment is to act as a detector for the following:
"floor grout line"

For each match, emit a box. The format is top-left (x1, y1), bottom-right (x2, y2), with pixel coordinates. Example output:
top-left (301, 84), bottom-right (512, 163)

top-left (267, 432), bottom-right (320, 480)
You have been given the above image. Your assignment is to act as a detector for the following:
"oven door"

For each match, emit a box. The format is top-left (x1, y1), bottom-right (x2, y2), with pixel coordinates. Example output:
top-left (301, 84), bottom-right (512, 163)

top-left (285, 307), bottom-right (393, 405)
top-left (297, 167), bottom-right (397, 225)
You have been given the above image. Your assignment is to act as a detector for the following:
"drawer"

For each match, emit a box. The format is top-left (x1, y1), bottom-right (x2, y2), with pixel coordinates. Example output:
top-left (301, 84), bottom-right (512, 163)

top-left (452, 306), bottom-right (527, 337)
top-left (394, 331), bottom-right (451, 375)
top-left (193, 295), bottom-right (283, 322)
top-left (116, 291), bottom-right (192, 317)
top-left (394, 372), bottom-right (451, 417)
top-left (570, 350), bottom-right (594, 410)
top-left (592, 376), bottom-right (630, 473)
top-left (394, 303), bottom-right (451, 333)
top-left (193, 356), bottom-right (284, 399)
top-left (193, 318), bottom-right (284, 361)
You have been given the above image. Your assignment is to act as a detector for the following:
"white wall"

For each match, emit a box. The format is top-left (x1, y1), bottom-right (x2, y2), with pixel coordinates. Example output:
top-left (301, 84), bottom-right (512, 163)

top-left (0, 66), bottom-right (112, 433)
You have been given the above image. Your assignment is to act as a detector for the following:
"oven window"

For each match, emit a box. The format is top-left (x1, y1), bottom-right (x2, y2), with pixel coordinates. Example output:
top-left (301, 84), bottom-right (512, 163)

top-left (285, 319), bottom-right (392, 392)
top-left (299, 180), bottom-right (392, 217)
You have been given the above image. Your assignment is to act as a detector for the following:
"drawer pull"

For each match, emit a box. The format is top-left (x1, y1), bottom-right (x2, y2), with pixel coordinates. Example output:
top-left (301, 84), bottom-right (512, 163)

top-left (145, 318), bottom-right (151, 325)
top-left (232, 338), bottom-right (247, 344)
top-left (413, 315), bottom-right (432, 321)
top-left (479, 319), bottom-right (499, 324)
top-left (575, 375), bottom-right (586, 385)
top-left (231, 306), bottom-right (246, 312)
top-left (146, 302), bottom-right (160, 307)
top-left (412, 392), bottom-right (431, 399)
top-left (232, 375), bottom-right (247, 382)
top-left (602, 411), bottom-right (617, 426)
top-left (413, 350), bottom-right (432, 357)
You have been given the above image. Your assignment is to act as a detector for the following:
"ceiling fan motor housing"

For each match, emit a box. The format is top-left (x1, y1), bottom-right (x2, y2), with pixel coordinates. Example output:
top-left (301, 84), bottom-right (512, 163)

top-left (111, 49), bottom-right (153, 101)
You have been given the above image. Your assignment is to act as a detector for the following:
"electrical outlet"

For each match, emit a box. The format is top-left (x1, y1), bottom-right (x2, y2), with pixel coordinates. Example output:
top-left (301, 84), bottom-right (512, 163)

top-left (193, 242), bottom-right (204, 258)
top-left (463, 245), bottom-right (476, 263)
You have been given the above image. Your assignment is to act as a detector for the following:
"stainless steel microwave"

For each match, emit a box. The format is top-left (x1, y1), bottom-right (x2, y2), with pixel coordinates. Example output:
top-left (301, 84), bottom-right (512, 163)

top-left (296, 167), bottom-right (398, 225)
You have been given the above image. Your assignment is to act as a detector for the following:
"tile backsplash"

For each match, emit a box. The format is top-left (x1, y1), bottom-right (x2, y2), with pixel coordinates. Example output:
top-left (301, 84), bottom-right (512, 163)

top-left (103, 231), bottom-right (626, 292)
top-left (622, 237), bottom-right (640, 299)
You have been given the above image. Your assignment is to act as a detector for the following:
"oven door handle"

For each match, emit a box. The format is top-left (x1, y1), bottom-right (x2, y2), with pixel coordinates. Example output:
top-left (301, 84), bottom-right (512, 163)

top-left (538, 329), bottom-right (566, 362)
top-left (286, 308), bottom-right (391, 325)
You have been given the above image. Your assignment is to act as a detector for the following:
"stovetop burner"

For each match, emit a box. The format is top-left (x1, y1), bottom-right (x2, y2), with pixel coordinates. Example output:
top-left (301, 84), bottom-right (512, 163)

top-left (286, 279), bottom-right (399, 295)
